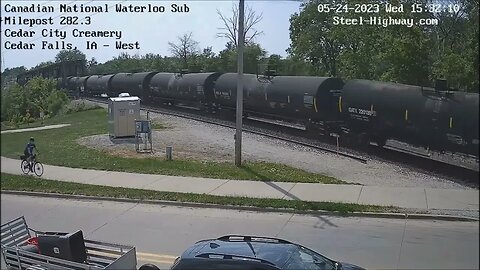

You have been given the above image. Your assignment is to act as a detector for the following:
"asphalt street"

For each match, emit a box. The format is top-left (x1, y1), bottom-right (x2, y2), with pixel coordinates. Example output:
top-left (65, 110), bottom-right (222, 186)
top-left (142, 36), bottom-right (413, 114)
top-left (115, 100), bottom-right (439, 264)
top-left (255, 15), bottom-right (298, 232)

top-left (1, 194), bottom-right (478, 269)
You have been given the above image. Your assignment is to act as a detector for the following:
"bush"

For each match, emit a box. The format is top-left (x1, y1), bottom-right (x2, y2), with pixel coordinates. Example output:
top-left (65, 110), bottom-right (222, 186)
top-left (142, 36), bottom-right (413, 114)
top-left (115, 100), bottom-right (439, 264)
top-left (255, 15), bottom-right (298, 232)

top-left (63, 100), bottom-right (101, 114)
top-left (1, 77), bottom-right (70, 125)
top-left (47, 91), bottom-right (69, 115)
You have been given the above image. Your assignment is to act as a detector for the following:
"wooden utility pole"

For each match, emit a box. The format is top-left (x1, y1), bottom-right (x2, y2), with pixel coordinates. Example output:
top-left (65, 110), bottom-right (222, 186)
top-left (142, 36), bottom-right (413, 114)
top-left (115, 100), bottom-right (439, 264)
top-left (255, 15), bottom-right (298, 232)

top-left (235, 0), bottom-right (245, 167)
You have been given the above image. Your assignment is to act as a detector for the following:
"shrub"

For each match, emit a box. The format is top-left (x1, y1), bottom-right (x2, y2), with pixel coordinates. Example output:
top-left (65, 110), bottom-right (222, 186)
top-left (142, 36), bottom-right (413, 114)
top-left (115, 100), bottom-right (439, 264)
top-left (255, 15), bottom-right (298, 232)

top-left (63, 100), bottom-right (101, 114)
top-left (1, 77), bottom-right (70, 124)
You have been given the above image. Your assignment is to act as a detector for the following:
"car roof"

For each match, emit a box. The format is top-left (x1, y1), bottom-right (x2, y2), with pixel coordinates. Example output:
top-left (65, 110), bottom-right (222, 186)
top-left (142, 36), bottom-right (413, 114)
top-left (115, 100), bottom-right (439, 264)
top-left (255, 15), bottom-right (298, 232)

top-left (180, 236), bottom-right (302, 268)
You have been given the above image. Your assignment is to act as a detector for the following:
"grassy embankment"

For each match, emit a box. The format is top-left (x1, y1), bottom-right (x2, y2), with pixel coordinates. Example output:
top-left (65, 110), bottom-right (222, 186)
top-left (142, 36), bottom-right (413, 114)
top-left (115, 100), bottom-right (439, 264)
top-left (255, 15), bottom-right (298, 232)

top-left (1, 107), bottom-right (345, 184)
top-left (1, 173), bottom-right (394, 214)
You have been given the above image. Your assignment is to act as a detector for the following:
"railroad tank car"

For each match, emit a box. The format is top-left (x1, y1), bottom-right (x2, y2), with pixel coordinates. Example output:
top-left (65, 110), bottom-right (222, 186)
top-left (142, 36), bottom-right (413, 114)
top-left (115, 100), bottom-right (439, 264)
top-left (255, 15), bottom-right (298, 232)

top-left (264, 76), bottom-right (344, 128)
top-left (63, 76), bottom-right (77, 93)
top-left (174, 72), bottom-right (223, 109)
top-left (74, 76), bottom-right (90, 97)
top-left (63, 76), bottom-right (87, 97)
top-left (340, 80), bottom-right (435, 146)
top-left (85, 74), bottom-right (114, 96)
top-left (147, 73), bottom-right (177, 102)
top-left (109, 72), bottom-right (158, 98)
top-left (214, 74), bottom-right (344, 132)
top-left (213, 73), bottom-right (261, 110)
top-left (54, 78), bottom-right (64, 92)
top-left (85, 75), bottom-right (101, 96)
top-left (339, 79), bottom-right (479, 155)
top-left (445, 91), bottom-right (479, 156)
top-left (60, 69), bottom-right (478, 158)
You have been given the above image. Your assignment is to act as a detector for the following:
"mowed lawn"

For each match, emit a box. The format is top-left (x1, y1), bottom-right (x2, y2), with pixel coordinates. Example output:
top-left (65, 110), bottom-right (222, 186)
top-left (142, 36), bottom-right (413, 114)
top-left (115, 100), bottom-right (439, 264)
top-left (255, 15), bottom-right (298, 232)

top-left (1, 108), bottom-right (347, 184)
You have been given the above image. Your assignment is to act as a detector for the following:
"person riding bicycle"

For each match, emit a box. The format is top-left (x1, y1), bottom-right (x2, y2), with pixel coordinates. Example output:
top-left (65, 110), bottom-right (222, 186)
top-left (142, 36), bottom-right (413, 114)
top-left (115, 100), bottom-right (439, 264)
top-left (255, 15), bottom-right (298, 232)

top-left (24, 137), bottom-right (38, 164)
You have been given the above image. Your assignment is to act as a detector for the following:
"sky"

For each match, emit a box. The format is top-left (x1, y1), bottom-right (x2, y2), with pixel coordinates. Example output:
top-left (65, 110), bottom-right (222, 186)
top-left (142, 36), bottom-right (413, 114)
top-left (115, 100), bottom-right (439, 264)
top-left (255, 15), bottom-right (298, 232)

top-left (0, 0), bottom-right (303, 71)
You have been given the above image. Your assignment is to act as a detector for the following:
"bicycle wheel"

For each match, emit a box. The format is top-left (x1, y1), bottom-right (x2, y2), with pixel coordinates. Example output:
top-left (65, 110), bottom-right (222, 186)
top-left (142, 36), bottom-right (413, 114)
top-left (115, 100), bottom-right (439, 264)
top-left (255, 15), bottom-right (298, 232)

top-left (21, 160), bottom-right (30, 174)
top-left (33, 162), bottom-right (44, 177)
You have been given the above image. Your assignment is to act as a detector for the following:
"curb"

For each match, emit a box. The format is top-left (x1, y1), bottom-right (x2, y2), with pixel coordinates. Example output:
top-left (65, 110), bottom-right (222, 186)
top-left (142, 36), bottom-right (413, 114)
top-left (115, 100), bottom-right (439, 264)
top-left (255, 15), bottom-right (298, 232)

top-left (3, 190), bottom-right (478, 222)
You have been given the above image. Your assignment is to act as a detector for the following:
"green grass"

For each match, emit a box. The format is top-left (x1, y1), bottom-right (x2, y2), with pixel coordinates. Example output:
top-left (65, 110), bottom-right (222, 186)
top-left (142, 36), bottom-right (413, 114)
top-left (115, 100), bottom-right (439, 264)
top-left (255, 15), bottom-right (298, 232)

top-left (0, 108), bottom-right (347, 184)
top-left (1, 118), bottom-right (50, 131)
top-left (1, 100), bottom-right (101, 131)
top-left (0, 173), bottom-right (393, 214)
top-left (151, 121), bottom-right (166, 130)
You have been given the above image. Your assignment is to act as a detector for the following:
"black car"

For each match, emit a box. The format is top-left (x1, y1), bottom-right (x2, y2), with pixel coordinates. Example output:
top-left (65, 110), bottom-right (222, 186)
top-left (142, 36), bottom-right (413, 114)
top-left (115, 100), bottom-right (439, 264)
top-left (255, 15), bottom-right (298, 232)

top-left (167, 235), bottom-right (365, 270)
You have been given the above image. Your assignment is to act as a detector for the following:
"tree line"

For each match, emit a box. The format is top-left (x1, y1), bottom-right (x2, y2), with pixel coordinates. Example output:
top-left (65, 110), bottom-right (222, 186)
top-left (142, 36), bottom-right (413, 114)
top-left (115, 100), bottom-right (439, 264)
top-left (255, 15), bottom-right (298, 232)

top-left (288, 0), bottom-right (479, 92)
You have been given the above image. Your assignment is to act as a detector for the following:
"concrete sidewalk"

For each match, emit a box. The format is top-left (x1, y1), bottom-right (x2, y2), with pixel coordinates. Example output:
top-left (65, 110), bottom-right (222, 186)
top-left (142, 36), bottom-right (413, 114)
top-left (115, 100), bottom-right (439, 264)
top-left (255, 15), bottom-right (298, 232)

top-left (1, 124), bottom-right (71, 134)
top-left (1, 156), bottom-right (478, 211)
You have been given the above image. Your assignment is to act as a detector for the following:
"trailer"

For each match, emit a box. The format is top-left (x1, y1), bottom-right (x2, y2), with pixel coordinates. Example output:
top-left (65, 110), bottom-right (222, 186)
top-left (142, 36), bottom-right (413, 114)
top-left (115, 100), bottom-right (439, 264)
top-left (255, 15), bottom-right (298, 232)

top-left (1, 216), bottom-right (158, 270)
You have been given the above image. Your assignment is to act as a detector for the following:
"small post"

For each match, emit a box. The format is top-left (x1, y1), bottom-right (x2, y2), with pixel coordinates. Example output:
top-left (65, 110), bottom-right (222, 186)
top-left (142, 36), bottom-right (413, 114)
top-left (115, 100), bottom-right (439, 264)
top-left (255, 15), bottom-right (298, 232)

top-left (144, 133), bottom-right (147, 150)
top-left (39, 111), bottom-right (44, 124)
top-left (146, 111), bottom-right (150, 120)
top-left (331, 133), bottom-right (339, 156)
top-left (166, 146), bottom-right (173, 161)
top-left (336, 136), bottom-right (339, 156)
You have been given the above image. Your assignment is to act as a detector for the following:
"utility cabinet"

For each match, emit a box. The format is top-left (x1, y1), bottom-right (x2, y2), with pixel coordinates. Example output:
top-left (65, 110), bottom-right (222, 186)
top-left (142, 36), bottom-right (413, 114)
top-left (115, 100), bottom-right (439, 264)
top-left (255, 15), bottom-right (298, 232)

top-left (108, 96), bottom-right (141, 138)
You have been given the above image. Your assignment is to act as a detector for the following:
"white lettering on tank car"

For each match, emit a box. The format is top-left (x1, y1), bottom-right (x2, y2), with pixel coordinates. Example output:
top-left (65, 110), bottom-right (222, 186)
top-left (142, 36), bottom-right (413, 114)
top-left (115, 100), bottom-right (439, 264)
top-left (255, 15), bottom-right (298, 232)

top-left (348, 107), bottom-right (377, 117)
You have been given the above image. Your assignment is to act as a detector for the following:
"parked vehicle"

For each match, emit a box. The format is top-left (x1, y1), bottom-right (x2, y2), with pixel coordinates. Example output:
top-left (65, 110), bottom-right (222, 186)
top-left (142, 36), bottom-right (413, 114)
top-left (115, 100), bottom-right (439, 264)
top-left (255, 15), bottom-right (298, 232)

top-left (169, 235), bottom-right (365, 270)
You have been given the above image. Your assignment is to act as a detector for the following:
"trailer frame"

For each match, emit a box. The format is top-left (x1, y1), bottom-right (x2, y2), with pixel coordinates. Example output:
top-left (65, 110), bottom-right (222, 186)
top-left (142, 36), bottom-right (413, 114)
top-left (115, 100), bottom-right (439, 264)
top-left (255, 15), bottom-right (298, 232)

top-left (1, 216), bottom-right (137, 270)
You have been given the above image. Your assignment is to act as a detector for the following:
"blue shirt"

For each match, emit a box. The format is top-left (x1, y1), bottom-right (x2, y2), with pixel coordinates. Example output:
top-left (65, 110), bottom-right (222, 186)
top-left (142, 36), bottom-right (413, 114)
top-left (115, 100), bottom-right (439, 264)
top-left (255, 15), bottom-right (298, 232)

top-left (25, 142), bottom-right (36, 155)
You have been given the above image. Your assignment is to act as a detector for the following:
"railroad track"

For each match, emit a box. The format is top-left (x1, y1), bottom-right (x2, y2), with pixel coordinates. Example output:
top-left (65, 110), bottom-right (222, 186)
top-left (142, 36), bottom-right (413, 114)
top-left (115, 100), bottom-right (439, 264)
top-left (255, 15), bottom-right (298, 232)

top-left (85, 97), bottom-right (479, 185)
top-left (86, 97), bottom-right (368, 163)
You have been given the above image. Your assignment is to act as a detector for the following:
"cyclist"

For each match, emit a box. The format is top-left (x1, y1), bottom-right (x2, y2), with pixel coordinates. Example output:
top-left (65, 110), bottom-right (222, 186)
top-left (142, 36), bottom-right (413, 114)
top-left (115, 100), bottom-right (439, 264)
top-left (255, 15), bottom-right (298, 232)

top-left (24, 137), bottom-right (39, 168)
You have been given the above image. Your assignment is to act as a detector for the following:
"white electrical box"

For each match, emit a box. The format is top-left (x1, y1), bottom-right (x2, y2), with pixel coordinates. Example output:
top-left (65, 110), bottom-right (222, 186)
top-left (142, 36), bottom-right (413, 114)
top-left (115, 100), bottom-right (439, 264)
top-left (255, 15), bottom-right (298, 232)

top-left (108, 96), bottom-right (141, 138)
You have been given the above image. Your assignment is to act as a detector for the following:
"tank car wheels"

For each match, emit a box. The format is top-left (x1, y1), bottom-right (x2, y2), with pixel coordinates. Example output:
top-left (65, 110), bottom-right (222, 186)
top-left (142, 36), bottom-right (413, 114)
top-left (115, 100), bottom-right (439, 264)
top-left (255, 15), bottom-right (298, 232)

top-left (356, 133), bottom-right (370, 149)
top-left (139, 263), bottom-right (160, 270)
top-left (374, 136), bottom-right (387, 147)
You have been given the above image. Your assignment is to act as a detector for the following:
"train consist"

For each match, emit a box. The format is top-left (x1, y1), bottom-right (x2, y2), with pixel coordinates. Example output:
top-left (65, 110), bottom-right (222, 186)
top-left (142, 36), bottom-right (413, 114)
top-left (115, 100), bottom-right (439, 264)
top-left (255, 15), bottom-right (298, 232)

top-left (64, 72), bottom-right (479, 158)
top-left (17, 60), bottom-right (85, 85)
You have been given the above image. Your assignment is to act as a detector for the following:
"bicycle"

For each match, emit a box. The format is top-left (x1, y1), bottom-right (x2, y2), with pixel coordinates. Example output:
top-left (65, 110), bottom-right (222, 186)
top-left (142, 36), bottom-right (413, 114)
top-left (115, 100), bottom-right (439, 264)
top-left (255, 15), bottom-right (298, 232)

top-left (20, 154), bottom-right (44, 177)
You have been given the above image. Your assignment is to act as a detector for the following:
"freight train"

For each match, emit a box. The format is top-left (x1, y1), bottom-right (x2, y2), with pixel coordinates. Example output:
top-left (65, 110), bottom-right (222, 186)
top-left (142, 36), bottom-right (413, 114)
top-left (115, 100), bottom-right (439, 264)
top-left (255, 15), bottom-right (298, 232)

top-left (63, 72), bottom-right (479, 158)
top-left (16, 59), bottom-right (85, 85)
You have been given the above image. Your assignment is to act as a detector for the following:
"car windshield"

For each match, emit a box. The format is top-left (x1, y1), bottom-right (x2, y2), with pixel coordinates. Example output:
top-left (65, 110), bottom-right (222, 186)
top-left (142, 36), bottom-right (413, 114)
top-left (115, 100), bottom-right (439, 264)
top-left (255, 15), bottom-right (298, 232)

top-left (283, 246), bottom-right (337, 270)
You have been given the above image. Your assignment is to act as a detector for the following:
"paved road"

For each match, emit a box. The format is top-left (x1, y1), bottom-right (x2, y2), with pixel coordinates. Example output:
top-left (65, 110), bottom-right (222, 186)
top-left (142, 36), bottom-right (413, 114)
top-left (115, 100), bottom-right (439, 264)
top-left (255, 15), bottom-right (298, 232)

top-left (1, 195), bottom-right (478, 270)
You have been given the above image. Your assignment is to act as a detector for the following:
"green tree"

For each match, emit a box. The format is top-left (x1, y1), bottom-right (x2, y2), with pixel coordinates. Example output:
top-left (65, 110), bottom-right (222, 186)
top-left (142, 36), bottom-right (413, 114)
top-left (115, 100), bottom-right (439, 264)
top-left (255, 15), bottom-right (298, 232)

top-left (110, 53), bottom-right (143, 73)
top-left (55, 49), bottom-right (86, 63)
top-left (1, 66), bottom-right (27, 90)
top-left (288, 0), bottom-right (341, 76)
top-left (86, 57), bottom-right (98, 71)
top-left (198, 47), bottom-right (220, 72)
top-left (32, 61), bottom-right (54, 70)
top-left (288, 0), bottom-right (458, 87)
top-left (217, 43), bottom-right (266, 74)
top-left (281, 56), bottom-right (318, 76)
top-left (1, 77), bottom-right (68, 124)
top-left (431, 0), bottom-right (478, 91)
top-left (266, 54), bottom-right (282, 74)
top-left (244, 44), bottom-right (266, 73)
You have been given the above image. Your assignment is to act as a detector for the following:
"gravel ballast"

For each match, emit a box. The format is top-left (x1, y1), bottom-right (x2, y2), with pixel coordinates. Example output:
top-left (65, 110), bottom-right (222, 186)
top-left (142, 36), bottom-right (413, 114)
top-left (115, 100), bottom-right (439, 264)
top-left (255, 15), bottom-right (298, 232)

top-left (77, 104), bottom-right (473, 190)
